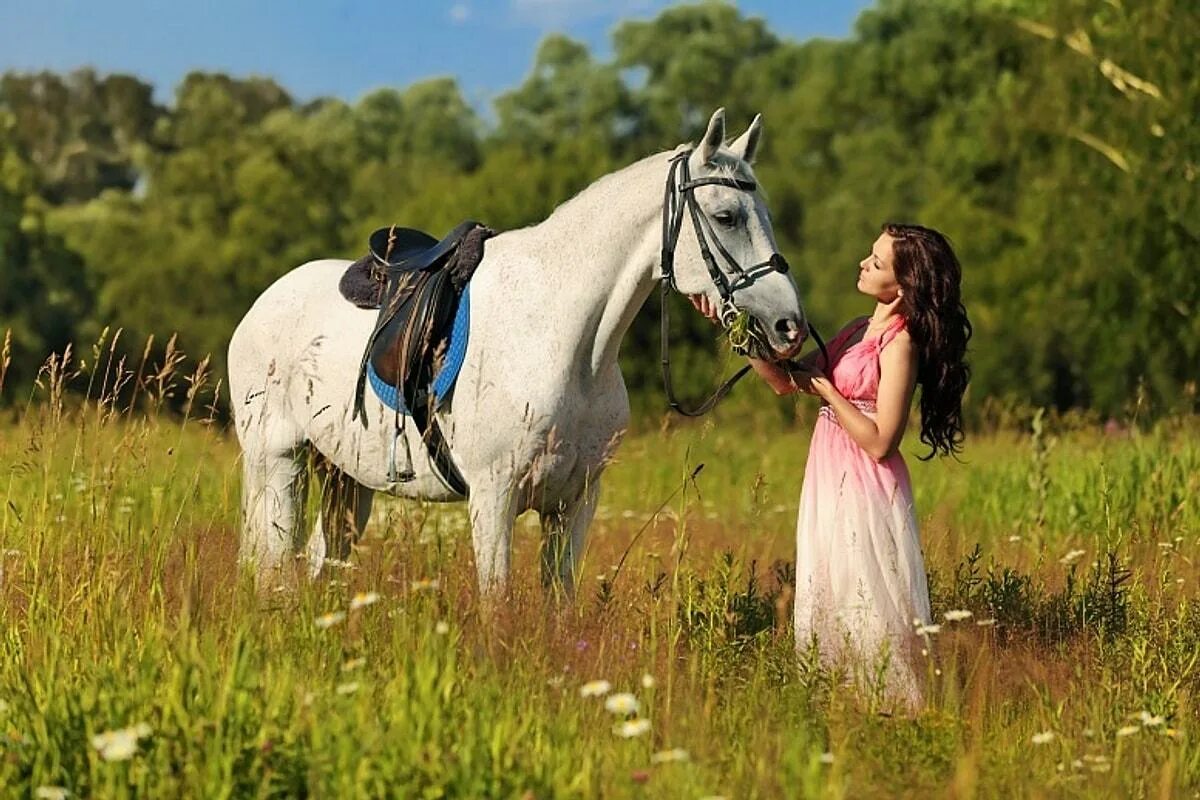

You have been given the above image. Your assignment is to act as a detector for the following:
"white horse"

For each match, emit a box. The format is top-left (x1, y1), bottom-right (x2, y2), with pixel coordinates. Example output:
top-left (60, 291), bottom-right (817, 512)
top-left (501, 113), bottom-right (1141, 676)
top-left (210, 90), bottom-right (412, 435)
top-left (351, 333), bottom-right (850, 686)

top-left (228, 109), bottom-right (808, 598)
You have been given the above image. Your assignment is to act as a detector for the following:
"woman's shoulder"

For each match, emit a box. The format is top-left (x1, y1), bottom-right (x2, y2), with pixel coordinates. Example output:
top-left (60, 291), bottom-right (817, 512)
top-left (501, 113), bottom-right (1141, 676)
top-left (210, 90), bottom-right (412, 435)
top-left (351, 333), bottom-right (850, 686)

top-left (879, 323), bottom-right (914, 356)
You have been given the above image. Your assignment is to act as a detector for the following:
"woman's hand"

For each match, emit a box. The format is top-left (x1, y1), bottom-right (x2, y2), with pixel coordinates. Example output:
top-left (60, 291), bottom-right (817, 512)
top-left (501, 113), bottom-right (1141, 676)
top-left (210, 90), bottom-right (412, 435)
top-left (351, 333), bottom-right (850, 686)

top-left (689, 294), bottom-right (721, 325)
top-left (785, 362), bottom-right (826, 396)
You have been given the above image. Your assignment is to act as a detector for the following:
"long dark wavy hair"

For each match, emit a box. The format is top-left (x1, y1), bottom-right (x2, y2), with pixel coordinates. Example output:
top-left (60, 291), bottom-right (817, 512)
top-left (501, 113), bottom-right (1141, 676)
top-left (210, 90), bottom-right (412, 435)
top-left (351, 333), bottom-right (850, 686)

top-left (884, 223), bottom-right (972, 459)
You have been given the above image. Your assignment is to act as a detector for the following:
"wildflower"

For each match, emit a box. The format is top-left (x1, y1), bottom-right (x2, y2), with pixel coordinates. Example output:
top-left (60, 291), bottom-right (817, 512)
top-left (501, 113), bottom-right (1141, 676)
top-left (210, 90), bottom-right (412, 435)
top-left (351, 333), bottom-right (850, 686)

top-left (314, 611), bottom-right (346, 630)
top-left (435, 621), bottom-right (450, 635)
top-left (650, 748), bottom-right (689, 764)
top-left (943, 609), bottom-right (972, 622)
top-left (1059, 549), bottom-right (1086, 566)
top-left (580, 680), bottom-right (612, 698)
top-left (546, 676), bottom-right (564, 688)
top-left (819, 752), bottom-right (835, 764)
top-left (1031, 731), bottom-right (1055, 745)
top-left (916, 623), bottom-right (942, 636)
top-left (604, 693), bottom-right (640, 715)
top-left (341, 658), bottom-right (366, 672)
top-left (410, 578), bottom-right (440, 592)
top-left (976, 618), bottom-right (996, 627)
top-left (1008, 535), bottom-right (1021, 542)
top-left (630, 768), bottom-right (650, 784)
top-left (641, 673), bottom-right (656, 690)
top-left (35, 788), bottom-right (69, 800)
top-left (335, 682), bottom-right (359, 696)
top-left (91, 723), bottom-right (151, 761)
top-left (614, 719), bottom-right (651, 738)
top-left (349, 591), bottom-right (380, 610)
top-left (1116, 725), bottom-right (1140, 737)
top-left (1137, 711), bottom-right (1165, 727)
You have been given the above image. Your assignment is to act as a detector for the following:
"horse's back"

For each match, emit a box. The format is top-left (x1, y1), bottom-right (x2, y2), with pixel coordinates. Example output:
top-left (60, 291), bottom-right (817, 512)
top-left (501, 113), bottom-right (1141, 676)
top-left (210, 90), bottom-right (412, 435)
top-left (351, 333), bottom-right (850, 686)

top-left (228, 258), bottom-right (362, 425)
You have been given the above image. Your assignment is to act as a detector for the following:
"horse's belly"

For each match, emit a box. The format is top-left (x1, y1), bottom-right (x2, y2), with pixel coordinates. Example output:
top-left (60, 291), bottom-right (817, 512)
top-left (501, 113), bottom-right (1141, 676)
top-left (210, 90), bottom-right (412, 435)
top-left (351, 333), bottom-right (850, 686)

top-left (257, 265), bottom-right (459, 499)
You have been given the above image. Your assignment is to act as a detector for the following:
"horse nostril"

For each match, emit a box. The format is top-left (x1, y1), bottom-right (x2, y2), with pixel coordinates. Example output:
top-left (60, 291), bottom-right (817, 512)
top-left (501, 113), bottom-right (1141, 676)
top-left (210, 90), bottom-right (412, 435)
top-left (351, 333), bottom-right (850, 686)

top-left (775, 318), bottom-right (805, 343)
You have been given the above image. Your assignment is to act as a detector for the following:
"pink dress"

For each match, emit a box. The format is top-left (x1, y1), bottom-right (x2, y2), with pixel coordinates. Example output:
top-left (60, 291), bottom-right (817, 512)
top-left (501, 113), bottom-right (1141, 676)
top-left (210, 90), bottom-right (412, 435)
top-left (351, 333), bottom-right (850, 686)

top-left (793, 315), bottom-right (931, 707)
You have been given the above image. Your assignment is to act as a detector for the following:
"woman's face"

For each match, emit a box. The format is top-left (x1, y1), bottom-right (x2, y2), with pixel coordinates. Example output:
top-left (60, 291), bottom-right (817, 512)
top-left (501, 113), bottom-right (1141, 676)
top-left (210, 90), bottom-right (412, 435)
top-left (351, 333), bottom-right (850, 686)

top-left (857, 232), bottom-right (902, 301)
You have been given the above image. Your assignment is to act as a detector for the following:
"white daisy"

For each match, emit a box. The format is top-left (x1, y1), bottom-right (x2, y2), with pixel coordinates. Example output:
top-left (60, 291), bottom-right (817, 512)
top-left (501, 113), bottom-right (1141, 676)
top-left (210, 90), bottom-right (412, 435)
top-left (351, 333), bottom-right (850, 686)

top-left (349, 592), bottom-right (380, 610)
top-left (580, 680), bottom-right (612, 698)
top-left (91, 723), bottom-right (151, 761)
top-left (315, 611), bottom-right (346, 629)
top-left (614, 719), bottom-right (651, 738)
top-left (604, 693), bottom-right (640, 715)
top-left (650, 748), bottom-right (689, 764)
top-left (1060, 549), bottom-right (1086, 566)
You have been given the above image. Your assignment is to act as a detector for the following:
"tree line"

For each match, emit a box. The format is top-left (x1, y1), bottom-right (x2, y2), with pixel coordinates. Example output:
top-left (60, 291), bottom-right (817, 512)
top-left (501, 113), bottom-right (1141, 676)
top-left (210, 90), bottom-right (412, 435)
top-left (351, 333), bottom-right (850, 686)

top-left (0, 0), bottom-right (1195, 422)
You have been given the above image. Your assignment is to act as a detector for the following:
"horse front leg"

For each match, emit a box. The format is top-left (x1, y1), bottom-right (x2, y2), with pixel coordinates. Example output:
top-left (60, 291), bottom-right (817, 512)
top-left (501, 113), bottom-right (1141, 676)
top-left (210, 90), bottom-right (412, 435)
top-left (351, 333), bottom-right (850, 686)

top-left (468, 477), bottom-right (519, 607)
top-left (539, 480), bottom-right (601, 600)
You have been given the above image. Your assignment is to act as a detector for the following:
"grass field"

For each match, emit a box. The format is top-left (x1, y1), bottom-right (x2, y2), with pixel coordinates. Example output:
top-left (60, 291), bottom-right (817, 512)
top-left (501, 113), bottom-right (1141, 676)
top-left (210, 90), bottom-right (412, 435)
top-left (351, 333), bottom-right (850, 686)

top-left (1, 352), bottom-right (1199, 798)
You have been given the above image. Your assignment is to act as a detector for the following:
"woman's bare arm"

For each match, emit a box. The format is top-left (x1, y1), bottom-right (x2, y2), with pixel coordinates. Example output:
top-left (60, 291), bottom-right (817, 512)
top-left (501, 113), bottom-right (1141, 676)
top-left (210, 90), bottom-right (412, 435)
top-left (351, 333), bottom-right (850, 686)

top-left (802, 330), bottom-right (917, 461)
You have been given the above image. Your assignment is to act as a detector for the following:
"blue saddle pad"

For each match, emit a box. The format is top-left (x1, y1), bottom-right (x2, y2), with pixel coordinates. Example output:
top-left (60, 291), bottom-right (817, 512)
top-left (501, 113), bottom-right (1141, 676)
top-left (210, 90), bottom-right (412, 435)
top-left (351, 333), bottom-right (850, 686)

top-left (367, 283), bottom-right (471, 413)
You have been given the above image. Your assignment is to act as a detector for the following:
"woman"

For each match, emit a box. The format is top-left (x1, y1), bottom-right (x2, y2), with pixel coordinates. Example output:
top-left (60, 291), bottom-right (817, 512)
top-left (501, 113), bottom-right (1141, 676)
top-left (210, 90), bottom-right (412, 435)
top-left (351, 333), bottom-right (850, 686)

top-left (695, 223), bottom-right (971, 708)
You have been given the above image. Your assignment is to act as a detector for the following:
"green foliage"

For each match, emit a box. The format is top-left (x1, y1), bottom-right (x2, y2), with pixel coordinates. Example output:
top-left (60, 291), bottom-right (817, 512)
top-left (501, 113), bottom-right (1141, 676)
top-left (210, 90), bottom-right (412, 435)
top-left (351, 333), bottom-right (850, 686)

top-left (0, 0), bottom-right (1196, 419)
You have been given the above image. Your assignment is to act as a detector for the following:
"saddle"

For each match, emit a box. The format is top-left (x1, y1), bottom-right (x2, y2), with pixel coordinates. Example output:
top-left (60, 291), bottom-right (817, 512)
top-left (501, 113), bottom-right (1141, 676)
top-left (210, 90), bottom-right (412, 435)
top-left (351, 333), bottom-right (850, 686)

top-left (342, 220), bottom-right (494, 496)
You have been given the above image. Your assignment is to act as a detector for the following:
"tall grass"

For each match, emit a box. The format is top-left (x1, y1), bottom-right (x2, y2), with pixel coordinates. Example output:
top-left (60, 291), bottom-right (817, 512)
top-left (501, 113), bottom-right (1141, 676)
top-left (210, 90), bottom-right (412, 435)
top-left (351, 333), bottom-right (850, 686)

top-left (1, 338), bottom-right (1198, 797)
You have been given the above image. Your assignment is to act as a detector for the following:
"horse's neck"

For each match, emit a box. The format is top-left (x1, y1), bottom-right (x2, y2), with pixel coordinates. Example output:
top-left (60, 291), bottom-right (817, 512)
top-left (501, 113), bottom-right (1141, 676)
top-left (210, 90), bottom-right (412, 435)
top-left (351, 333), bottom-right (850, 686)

top-left (495, 152), bottom-right (670, 380)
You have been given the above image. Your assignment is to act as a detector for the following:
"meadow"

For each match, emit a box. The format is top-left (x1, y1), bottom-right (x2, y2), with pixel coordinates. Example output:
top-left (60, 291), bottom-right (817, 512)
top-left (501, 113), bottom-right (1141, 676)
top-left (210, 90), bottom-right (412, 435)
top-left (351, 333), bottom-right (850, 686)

top-left (1, 347), bottom-right (1199, 798)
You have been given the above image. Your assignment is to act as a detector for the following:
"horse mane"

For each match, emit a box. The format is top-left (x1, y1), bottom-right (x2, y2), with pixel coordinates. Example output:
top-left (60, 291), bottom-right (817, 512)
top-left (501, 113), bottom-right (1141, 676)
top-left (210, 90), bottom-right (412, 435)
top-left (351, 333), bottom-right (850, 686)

top-left (538, 144), bottom-right (759, 227)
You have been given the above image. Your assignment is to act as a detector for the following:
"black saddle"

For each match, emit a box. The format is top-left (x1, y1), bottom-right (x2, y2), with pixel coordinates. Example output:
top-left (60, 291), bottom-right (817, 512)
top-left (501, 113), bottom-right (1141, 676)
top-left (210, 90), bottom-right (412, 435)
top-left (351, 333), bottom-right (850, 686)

top-left (370, 225), bottom-right (462, 270)
top-left (345, 220), bottom-right (494, 496)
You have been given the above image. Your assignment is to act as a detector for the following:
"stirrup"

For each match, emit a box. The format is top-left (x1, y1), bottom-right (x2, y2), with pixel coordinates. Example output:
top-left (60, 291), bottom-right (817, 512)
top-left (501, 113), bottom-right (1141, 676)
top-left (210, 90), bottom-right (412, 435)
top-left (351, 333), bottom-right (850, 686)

top-left (387, 427), bottom-right (416, 483)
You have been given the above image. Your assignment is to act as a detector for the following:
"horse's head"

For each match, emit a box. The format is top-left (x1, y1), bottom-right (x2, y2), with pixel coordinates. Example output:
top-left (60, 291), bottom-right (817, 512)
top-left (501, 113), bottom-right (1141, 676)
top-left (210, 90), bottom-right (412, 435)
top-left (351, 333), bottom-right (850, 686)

top-left (663, 108), bottom-right (807, 360)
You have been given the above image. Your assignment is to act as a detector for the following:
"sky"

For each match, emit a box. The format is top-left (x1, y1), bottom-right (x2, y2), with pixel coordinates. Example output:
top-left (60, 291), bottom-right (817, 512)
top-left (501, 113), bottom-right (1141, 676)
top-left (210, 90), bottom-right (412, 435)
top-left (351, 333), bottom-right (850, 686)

top-left (0, 1), bottom-right (873, 108)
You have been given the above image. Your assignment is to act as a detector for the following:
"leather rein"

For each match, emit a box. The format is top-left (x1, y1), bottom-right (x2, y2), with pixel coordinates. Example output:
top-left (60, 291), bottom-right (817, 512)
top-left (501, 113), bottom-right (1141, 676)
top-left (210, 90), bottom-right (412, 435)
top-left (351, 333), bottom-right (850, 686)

top-left (658, 149), bottom-right (828, 416)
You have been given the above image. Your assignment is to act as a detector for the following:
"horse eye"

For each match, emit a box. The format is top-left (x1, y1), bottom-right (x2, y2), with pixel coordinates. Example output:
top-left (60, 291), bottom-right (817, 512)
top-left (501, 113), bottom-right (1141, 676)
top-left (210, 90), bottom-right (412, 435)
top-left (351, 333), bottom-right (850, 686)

top-left (714, 210), bottom-right (737, 228)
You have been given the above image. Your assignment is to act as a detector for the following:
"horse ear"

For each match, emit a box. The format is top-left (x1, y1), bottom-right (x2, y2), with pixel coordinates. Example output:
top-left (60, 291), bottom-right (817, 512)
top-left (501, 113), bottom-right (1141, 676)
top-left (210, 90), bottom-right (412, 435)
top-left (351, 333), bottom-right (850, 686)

top-left (698, 108), bottom-right (726, 165)
top-left (730, 114), bottom-right (763, 164)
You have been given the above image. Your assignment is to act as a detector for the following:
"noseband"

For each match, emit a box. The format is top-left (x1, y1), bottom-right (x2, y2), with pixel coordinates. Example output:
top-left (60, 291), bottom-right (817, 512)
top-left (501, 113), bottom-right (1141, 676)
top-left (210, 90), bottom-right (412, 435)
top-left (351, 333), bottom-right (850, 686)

top-left (658, 149), bottom-right (828, 416)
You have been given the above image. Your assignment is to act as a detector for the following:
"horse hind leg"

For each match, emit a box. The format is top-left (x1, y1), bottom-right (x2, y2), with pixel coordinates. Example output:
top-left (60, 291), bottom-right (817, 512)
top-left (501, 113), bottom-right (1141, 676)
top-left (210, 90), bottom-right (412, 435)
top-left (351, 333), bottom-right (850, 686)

top-left (307, 458), bottom-right (375, 577)
top-left (468, 475), bottom-right (520, 608)
top-left (238, 433), bottom-right (310, 588)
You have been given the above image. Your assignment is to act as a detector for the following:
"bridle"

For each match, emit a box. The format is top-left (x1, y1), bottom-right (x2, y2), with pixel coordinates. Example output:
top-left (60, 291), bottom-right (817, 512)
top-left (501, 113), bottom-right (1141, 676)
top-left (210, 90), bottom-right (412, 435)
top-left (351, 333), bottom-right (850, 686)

top-left (659, 149), bottom-right (828, 416)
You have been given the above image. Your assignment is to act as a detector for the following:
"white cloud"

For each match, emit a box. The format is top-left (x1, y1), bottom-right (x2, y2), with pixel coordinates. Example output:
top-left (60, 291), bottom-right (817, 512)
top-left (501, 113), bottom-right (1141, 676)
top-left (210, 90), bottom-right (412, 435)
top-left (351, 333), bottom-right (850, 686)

top-left (449, 3), bottom-right (471, 23)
